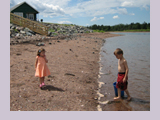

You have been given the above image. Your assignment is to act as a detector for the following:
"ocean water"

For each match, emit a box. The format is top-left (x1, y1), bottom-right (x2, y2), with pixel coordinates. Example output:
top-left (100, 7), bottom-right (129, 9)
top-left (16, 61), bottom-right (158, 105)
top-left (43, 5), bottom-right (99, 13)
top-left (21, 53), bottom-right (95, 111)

top-left (98, 32), bottom-right (150, 111)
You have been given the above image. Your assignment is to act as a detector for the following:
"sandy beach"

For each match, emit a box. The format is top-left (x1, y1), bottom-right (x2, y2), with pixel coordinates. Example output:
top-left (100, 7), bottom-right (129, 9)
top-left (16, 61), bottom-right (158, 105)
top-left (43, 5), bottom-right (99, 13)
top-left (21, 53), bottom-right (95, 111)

top-left (10, 32), bottom-right (120, 111)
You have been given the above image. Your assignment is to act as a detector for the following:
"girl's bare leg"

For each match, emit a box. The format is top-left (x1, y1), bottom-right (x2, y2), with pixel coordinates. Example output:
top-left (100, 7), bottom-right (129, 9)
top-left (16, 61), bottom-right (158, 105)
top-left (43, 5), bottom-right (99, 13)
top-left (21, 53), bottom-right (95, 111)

top-left (42, 77), bottom-right (44, 83)
top-left (125, 89), bottom-right (131, 101)
top-left (114, 88), bottom-right (121, 100)
top-left (41, 77), bottom-right (45, 86)
top-left (39, 77), bottom-right (43, 84)
top-left (39, 77), bottom-right (43, 88)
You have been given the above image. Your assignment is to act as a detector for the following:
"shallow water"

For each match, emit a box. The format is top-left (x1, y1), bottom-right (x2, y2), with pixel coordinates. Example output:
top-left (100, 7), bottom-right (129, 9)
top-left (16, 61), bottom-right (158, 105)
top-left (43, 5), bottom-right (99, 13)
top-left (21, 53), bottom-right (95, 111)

top-left (98, 32), bottom-right (150, 111)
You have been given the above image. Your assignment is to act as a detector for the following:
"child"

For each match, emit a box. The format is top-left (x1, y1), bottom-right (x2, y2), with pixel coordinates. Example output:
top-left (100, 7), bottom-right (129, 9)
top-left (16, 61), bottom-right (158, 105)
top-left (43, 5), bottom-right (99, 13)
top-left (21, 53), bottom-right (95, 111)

top-left (113, 48), bottom-right (131, 101)
top-left (35, 48), bottom-right (50, 88)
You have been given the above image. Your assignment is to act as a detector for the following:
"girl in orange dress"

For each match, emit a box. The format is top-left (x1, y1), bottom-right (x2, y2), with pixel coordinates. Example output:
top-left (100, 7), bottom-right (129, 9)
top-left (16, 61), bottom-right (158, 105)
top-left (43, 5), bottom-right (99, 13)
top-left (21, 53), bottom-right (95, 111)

top-left (35, 48), bottom-right (50, 88)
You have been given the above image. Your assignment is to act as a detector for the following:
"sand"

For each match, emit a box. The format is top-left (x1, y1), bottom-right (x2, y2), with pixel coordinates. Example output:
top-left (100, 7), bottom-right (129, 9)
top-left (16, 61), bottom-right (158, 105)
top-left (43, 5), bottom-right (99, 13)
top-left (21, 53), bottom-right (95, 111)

top-left (10, 32), bottom-right (120, 111)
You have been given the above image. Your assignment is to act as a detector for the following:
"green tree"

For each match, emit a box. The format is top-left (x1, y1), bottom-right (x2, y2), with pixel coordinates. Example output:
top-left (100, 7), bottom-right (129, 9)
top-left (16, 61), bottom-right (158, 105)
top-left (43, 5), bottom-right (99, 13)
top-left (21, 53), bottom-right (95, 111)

top-left (147, 23), bottom-right (150, 29)
top-left (92, 24), bottom-right (98, 30)
top-left (135, 22), bottom-right (141, 29)
top-left (141, 22), bottom-right (147, 29)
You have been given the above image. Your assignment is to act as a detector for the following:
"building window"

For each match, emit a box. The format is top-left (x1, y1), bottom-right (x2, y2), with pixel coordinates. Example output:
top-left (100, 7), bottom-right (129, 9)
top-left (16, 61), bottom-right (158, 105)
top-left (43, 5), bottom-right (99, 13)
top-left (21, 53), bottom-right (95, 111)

top-left (14, 12), bottom-right (23, 17)
top-left (26, 14), bottom-right (28, 19)
top-left (29, 14), bottom-right (34, 20)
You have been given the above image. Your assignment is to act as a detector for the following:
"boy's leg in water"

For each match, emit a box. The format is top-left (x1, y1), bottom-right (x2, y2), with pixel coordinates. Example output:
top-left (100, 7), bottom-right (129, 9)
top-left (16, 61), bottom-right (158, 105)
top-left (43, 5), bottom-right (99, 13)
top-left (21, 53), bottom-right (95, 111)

top-left (114, 88), bottom-right (122, 100)
top-left (125, 89), bottom-right (131, 101)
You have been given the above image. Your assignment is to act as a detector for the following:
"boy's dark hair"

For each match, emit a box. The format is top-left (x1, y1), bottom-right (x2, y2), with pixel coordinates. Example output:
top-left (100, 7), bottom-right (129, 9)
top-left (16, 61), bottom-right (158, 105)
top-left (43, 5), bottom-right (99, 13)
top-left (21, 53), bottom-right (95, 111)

top-left (37, 48), bottom-right (45, 56)
top-left (114, 48), bottom-right (123, 55)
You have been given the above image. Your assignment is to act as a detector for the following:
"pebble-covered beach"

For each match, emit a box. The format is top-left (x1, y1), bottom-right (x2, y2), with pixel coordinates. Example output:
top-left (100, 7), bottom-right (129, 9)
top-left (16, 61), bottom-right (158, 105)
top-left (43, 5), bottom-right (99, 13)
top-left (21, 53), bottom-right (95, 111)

top-left (10, 32), bottom-right (120, 111)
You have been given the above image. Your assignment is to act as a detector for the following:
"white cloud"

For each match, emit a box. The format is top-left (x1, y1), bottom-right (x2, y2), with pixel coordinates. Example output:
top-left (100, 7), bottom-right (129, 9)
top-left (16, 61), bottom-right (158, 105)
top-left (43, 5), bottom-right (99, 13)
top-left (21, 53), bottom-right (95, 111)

top-left (60, 18), bottom-right (69, 19)
top-left (121, 1), bottom-right (134, 7)
top-left (41, 3), bottom-right (65, 16)
top-left (91, 17), bottom-right (104, 22)
top-left (113, 15), bottom-right (119, 19)
top-left (121, 0), bottom-right (150, 10)
top-left (143, 4), bottom-right (149, 10)
top-left (10, 0), bottom-right (68, 17)
top-left (130, 13), bottom-right (135, 16)
top-left (58, 21), bottom-right (72, 24)
top-left (10, 0), bottom-right (16, 8)
top-left (117, 8), bottom-right (128, 15)
top-left (91, 17), bottom-right (97, 22)
top-left (100, 17), bottom-right (104, 19)
top-left (10, 0), bottom-right (150, 18)
top-left (64, 0), bottom-right (149, 17)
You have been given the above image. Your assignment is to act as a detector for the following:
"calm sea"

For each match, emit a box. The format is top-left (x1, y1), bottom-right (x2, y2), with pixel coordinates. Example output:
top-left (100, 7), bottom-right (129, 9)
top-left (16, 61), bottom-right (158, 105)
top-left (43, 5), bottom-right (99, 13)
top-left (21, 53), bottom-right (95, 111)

top-left (98, 32), bottom-right (150, 111)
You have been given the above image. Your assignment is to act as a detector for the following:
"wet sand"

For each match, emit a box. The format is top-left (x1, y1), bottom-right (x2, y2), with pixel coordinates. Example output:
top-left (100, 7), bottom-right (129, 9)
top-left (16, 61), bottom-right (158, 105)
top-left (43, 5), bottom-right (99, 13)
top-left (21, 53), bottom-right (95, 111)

top-left (10, 32), bottom-right (120, 111)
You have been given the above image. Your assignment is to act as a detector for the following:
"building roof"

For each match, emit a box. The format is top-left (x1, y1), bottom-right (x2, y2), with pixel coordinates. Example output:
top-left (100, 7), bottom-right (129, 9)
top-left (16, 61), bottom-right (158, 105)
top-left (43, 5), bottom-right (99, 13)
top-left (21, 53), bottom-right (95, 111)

top-left (10, 1), bottom-right (39, 13)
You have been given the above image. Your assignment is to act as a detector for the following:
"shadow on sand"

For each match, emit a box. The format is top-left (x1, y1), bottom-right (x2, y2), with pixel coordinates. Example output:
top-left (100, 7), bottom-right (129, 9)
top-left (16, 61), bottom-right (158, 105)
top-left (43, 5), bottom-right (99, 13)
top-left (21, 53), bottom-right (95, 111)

top-left (41, 85), bottom-right (64, 92)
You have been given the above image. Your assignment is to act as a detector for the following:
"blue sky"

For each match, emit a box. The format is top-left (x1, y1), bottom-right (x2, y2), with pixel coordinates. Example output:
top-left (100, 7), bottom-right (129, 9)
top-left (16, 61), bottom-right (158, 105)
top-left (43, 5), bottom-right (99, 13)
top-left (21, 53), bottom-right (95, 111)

top-left (10, 0), bottom-right (150, 26)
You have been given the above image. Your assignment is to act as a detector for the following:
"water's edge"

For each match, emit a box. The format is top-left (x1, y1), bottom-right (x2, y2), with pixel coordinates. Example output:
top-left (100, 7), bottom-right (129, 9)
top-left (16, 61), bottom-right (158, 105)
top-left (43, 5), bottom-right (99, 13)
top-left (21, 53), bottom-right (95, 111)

top-left (96, 33), bottom-right (125, 111)
top-left (96, 32), bottom-right (150, 111)
top-left (96, 36), bottom-right (115, 111)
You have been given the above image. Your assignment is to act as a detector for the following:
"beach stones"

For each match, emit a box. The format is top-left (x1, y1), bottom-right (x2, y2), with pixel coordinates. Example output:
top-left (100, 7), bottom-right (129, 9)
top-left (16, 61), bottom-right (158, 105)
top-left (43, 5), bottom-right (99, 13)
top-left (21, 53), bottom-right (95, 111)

top-left (10, 23), bottom-right (94, 46)
top-left (16, 53), bottom-right (21, 56)
top-left (65, 73), bottom-right (75, 76)
top-left (36, 42), bottom-right (45, 46)
top-left (48, 75), bottom-right (54, 78)
top-left (20, 30), bottom-right (26, 34)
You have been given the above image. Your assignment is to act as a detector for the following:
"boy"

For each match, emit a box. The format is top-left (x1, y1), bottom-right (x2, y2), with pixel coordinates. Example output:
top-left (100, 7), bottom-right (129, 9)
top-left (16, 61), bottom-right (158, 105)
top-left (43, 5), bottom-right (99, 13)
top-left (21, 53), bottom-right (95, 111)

top-left (113, 48), bottom-right (131, 101)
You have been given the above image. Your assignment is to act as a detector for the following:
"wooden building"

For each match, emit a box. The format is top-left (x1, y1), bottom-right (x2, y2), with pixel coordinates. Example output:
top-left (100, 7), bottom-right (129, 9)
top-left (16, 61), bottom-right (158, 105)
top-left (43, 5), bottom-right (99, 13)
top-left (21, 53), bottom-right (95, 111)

top-left (10, 1), bottom-right (39, 21)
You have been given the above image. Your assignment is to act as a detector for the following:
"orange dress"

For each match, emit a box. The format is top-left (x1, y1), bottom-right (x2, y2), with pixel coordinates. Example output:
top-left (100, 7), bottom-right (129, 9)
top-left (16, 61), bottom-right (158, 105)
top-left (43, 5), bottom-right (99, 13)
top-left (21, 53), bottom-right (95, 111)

top-left (35, 56), bottom-right (50, 77)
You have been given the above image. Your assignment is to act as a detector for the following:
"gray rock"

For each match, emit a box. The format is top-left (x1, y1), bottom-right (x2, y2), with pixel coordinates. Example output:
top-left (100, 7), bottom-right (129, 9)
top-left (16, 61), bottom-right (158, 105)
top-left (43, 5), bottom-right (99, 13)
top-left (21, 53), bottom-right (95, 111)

top-left (48, 31), bottom-right (52, 36)
top-left (26, 32), bottom-right (32, 36)
top-left (20, 30), bottom-right (26, 34)
top-left (24, 28), bottom-right (30, 32)
top-left (24, 28), bottom-right (35, 34)
top-left (16, 27), bottom-right (23, 31)
top-left (10, 22), bottom-right (93, 41)
top-left (65, 73), bottom-right (75, 76)
top-left (16, 33), bottom-right (20, 37)
top-left (36, 42), bottom-right (45, 46)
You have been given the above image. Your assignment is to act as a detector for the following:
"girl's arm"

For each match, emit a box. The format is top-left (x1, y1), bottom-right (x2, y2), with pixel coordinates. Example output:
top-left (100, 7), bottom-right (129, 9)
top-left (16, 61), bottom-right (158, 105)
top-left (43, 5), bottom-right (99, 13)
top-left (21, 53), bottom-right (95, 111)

top-left (123, 60), bottom-right (129, 82)
top-left (44, 55), bottom-right (48, 63)
top-left (35, 57), bottom-right (38, 71)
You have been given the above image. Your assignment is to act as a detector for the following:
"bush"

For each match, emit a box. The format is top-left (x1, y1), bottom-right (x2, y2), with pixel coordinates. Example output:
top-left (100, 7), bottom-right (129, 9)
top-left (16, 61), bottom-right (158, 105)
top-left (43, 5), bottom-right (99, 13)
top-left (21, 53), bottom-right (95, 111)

top-left (49, 29), bottom-right (55, 32)
top-left (93, 30), bottom-right (105, 33)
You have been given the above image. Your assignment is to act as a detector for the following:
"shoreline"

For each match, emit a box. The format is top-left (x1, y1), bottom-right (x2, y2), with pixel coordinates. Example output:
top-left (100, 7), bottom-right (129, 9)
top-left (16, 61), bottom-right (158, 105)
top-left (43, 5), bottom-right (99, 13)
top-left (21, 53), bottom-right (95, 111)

top-left (108, 31), bottom-right (150, 33)
top-left (10, 32), bottom-right (120, 111)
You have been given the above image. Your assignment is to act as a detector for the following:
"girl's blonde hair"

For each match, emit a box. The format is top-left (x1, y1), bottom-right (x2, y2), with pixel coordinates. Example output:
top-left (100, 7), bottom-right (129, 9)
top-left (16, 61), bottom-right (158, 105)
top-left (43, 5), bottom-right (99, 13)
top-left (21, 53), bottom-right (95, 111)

top-left (37, 48), bottom-right (45, 56)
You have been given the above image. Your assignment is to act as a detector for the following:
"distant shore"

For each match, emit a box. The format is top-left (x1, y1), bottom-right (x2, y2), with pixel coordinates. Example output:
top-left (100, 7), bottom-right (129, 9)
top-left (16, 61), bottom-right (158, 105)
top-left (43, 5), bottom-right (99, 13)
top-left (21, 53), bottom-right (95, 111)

top-left (109, 31), bottom-right (150, 32)
top-left (10, 32), bottom-right (120, 111)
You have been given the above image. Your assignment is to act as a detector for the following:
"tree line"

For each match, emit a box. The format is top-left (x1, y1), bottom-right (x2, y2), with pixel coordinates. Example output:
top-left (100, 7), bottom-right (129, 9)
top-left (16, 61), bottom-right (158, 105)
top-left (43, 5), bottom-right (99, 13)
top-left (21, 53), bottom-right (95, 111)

top-left (87, 22), bottom-right (150, 31)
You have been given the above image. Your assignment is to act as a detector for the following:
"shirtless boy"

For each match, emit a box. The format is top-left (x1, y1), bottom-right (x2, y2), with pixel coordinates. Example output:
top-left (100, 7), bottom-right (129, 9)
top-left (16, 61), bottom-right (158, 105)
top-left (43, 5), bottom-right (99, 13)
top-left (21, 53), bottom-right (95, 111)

top-left (113, 48), bottom-right (131, 101)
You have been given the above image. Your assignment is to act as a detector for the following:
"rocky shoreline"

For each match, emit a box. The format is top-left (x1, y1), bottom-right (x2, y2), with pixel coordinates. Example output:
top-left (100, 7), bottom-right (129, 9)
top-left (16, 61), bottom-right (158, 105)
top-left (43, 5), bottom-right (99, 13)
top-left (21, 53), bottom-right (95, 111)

top-left (10, 23), bottom-right (93, 45)
top-left (44, 23), bottom-right (93, 36)
top-left (10, 31), bottom-right (120, 111)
